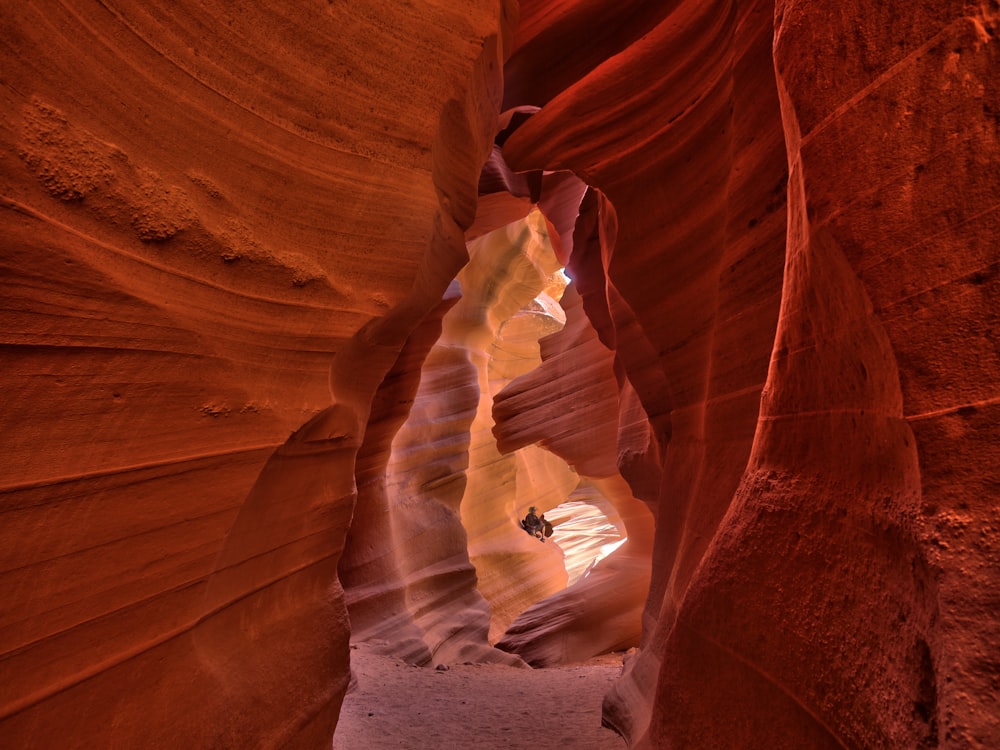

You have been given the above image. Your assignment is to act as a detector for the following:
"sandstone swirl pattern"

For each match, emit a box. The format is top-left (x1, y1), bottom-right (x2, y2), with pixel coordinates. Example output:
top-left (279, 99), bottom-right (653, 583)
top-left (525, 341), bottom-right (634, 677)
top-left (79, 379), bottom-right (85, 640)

top-left (2, 1), bottom-right (998, 749)
top-left (1, 1), bottom-right (513, 746)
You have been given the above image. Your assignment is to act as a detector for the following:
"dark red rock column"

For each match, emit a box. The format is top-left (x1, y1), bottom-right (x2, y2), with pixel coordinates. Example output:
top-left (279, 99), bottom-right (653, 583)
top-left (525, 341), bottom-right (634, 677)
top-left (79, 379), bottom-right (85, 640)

top-left (503, 0), bottom-right (788, 741)
top-left (770, 1), bottom-right (1000, 745)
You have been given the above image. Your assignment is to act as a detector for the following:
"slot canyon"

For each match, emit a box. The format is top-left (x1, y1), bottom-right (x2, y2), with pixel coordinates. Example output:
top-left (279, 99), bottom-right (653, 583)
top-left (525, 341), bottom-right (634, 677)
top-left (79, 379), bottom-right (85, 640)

top-left (1, 0), bottom-right (998, 748)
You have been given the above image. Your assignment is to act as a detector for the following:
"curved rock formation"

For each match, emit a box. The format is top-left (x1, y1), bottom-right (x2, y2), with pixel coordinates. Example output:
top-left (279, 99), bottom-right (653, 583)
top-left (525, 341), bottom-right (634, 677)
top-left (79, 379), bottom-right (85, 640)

top-left (3, 1), bottom-right (998, 749)
top-left (454, 213), bottom-right (576, 642)
top-left (502, 1), bottom-right (999, 748)
top-left (1, 1), bottom-right (514, 746)
top-left (492, 279), bottom-right (656, 665)
top-left (340, 210), bottom-right (574, 662)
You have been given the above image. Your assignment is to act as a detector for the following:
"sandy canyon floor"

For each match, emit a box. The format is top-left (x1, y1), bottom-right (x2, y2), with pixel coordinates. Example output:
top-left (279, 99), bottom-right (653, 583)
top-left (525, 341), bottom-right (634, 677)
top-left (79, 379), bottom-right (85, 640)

top-left (334, 642), bottom-right (627, 749)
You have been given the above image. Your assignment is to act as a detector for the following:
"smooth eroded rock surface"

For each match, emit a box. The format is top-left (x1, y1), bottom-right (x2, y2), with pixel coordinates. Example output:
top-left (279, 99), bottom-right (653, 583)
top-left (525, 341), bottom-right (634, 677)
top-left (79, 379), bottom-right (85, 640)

top-left (1, 1), bottom-right (514, 746)
top-left (503, 0), bottom-right (999, 748)
top-left (3, 1), bottom-right (998, 748)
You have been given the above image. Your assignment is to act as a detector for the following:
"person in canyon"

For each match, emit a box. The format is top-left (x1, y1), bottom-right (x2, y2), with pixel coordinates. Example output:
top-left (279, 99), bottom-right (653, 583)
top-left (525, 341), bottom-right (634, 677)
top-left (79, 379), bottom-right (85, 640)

top-left (521, 507), bottom-right (553, 542)
top-left (522, 506), bottom-right (543, 539)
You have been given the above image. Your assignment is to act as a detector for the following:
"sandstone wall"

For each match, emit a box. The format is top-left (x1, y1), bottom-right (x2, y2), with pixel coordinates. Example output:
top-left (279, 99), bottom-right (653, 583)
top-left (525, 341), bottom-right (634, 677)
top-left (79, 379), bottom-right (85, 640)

top-left (503, 0), bottom-right (999, 747)
top-left (1, 1), bottom-right (514, 746)
top-left (2, 1), bottom-right (998, 748)
top-left (340, 211), bottom-right (574, 662)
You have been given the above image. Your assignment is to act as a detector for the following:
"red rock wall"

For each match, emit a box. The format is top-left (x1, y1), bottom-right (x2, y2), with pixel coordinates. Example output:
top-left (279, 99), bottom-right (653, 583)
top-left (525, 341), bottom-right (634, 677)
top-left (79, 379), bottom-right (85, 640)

top-left (1, 1), bottom-right (513, 746)
top-left (502, 0), bottom-right (789, 740)
top-left (768, 2), bottom-right (1000, 745)
top-left (503, 0), bottom-right (999, 747)
top-left (3, 0), bottom-right (999, 748)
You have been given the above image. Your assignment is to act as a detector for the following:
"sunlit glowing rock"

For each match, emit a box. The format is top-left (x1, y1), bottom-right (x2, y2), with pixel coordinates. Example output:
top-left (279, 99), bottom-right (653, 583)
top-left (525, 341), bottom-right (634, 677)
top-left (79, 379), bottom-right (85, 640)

top-left (454, 211), bottom-right (577, 641)
top-left (544, 486), bottom-right (626, 586)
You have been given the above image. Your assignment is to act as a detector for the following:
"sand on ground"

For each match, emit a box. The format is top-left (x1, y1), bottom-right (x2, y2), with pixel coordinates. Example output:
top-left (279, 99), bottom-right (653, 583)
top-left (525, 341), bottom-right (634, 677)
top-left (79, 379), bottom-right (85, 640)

top-left (333, 642), bottom-right (628, 749)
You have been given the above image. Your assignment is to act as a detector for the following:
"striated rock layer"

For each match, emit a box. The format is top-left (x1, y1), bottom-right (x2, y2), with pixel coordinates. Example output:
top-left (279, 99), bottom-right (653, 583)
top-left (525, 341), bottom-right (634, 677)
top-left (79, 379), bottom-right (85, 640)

top-left (1, 1), bottom-right (515, 746)
top-left (2, 1), bottom-right (999, 749)
top-left (492, 276), bottom-right (656, 665)
top-left (340, 210), bottom-right (574, 660)
top-left (503, 0), bottom-right (999, 748)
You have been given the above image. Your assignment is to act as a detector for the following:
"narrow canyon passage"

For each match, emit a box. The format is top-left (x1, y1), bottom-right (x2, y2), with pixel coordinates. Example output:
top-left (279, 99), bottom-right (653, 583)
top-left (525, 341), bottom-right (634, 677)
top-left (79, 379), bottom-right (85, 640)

top-left (338, 201), bottom-right (654, 668)
top-left (2, 2), bottom-right (998, 749)
top-left (333, 643), bottom-right (626, 750)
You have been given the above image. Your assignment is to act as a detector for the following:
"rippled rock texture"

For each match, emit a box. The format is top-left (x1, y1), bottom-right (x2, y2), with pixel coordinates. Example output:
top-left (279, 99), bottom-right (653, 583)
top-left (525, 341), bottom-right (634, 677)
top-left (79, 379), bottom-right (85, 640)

top-left (2, 1), bottom-right (998, 748)
top-left (1, 1), bottom-right (514, 746)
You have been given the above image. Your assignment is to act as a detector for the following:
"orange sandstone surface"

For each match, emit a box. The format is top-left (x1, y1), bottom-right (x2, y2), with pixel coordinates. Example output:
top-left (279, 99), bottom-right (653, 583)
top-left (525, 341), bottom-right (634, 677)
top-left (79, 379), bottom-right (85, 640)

top-left (2, 1), bottom-right (998, 749)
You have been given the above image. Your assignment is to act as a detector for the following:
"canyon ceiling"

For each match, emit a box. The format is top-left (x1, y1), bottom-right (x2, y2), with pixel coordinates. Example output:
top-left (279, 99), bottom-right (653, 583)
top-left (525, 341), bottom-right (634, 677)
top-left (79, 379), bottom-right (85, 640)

top-left (1, 1), bottom-right (998, 748)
